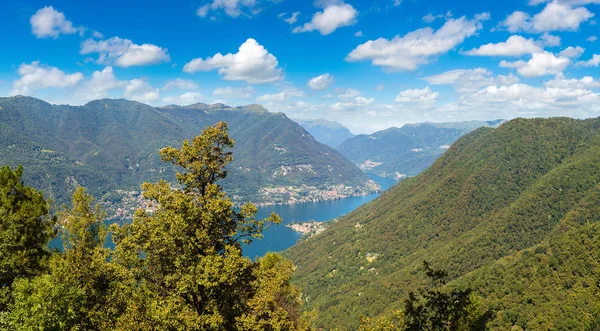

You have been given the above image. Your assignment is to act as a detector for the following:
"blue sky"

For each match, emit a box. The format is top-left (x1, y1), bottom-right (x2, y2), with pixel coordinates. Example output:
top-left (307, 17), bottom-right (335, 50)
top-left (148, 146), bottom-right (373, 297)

top-left (1, 0), bottom-right (599, 133)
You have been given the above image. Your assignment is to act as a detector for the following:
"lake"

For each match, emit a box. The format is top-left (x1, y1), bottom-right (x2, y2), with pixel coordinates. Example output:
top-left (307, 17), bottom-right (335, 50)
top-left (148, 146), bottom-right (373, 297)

top-left (243, 174), bottom-right (397, 259)
top-left (50, 175), bottom-right (397, 257)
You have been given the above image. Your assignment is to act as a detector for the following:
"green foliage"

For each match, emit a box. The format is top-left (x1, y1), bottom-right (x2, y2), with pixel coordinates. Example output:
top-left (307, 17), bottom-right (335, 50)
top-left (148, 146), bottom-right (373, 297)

top-left (286, 117), bottom-right (600, 329)
top-left (0, 96), bottom-right (373, 209)
top-left (0, 164), bottom-right (54, 310)
top-left (7, 187), bottom-right (124, 330)
top-left (110, 122), bottom-right (305, 330)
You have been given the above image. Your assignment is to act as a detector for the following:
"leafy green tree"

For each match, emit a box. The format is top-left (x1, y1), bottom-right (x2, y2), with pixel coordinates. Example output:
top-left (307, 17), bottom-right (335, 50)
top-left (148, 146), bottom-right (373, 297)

top-left (8, 187), bottom-right (123, 330)
top-left (403, 261), bottom-right (491, 331)
top-left (111, 122), bottom-right (304, 330)
top-left (0, 165), bottom-right (54, 310)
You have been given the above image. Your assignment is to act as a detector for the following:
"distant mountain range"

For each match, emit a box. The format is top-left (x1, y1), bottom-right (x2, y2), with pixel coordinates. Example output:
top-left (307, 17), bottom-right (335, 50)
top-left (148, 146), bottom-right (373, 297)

top-left (285, 116), bottom-right (600, 330)
top-left (293, 118), bottom-right (355, 148)
top-left (337, 120), bottom-right (504, 180)
top-left (0, 96), bottom-right (377, 218)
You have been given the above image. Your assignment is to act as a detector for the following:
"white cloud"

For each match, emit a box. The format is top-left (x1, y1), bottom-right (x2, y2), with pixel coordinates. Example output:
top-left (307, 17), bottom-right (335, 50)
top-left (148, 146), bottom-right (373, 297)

top-left (162, 92), bottom-right (203, 105)
top-left (77, 66), bottom-right (125, 100)
top-left (331, 96), bottom-right (375, 111)
top-left (539, 32), bottom-right (561, 46)
top-left (423, 11), bottom-right (452, 23)
top-left (279, 11), bottom-right (300, 24)
top-left (92, 30), bottom-right (104, 38)
top-left (544, 74), bottom-right (600, 89)
top-left (30, 6), bottom-right (81, 38)
top-left (500, 52), bottom-right (570, 77)
top-left (307, 73), bottom-right (334, 91)
top-left (124, 79), bottom-right (159, 103)
top-left (257, 88), bottom-right (303, 102)
top-left (423, 68), bottom-right (520, 93)
top-left (395, 86), bottom-right (439, 103)
top-left (81, 37), bottom-right (170, 67)
top-left (587, 36), bottom-right (598, 42)
top-left (212, 86), bottom-right (254, 98)
top-left (529, 0), bottom-right (600, 5)
top-left (464, 35), bottom-right (542, 56)
top-left (182, 38), bottom-right (283, 84)
top-left (293, 3), bottom-right (358, 35)
top-left (354, 31), bottom-right (363, 37)
top-left (197, 0), bottom-right (259, 18)
top-left (335, 88), bottom-right (361, 99)
top-left (393, 0), bottom-right (403, 6)
top-left (500, 1), bottom-right (594, 33)
top-left (577, 54), bottom-right (600, 67)
top-left (10, 61), bottom-right (84, 95)
top-left (161, 78), bottom-right (198, 90)
top-left (559, 46), bottom-right (585, 58)
top-left (376, 84), bottom-right (385, 91)
top-left (346, 14), bottom-right (489, 71)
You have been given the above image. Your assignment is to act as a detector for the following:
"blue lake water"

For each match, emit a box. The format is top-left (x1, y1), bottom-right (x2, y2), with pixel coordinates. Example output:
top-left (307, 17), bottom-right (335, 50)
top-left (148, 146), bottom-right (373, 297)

top-left (243, 175), bottom-right (397, 259)
top-left (51, 175), bottom-right (397, 257)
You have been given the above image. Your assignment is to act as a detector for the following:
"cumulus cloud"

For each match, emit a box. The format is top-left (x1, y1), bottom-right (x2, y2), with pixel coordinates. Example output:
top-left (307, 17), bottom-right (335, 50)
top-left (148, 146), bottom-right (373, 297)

top-left (307, 73), bottom-right (334, 91)
top-left (124, 79), bottom-right (160, 103)
top-left (10, 61), bottom-right (84, 95)
top-left (544, 74), bottom-right (600, 89)
top-left (499, 1), bottom-right (594, 33)
top-left (587, 36), bottom-right (598, 42)
top-left (212, 86), bottom-right (255, 99)
top-left (464, 35), bottom-right (542, 57)
top-left (335, 88), bottom-right (361, 99)
top-left (500, 52), bottom-right (570, 77)
top-left (559, 46), bottom-right (585, 58)
top-left (162, 92), bottom-right (203, 105)
top-left (539, 32), bottom-right (561, 46)
top-left (183, 38), bottom-right (283, 84)
top-left (197, 0), bottom-right (260, 19)
top-left (577, 54), bottom-right (600, 67)
top-left (395, 86), bottom-right (439, 103)
top-left (77, 66), bottom-right (126, 100)
top-left (30, 6), bottom-right (82, 38)
top-left (423, 68), bottom-right (520, 93)
top-left (293, 2), bottom-right (358, 35)
top-left (161, 78), bottom-right (198, 90)
top-left (81, 37), bottom-right (171, 67)
top-left (346, 14), bottom-right (489, 71)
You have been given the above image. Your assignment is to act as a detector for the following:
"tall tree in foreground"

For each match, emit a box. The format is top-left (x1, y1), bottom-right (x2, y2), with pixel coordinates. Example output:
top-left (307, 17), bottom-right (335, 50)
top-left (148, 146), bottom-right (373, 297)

top-left (112, 122), bottom-right (307, 330)
top-left (0, 165), bottom-right (54, 311)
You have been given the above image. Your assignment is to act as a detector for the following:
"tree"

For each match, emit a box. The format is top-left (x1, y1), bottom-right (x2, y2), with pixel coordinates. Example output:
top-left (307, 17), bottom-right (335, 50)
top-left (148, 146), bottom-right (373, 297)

top-left (0, 165), bottom-right (54, 311)
top-left (111, 122), bottom-right (304, 330)
top-left (403, 261), bottom-right (491, 331)
top-left (8, 187), bottom-right (124, 330)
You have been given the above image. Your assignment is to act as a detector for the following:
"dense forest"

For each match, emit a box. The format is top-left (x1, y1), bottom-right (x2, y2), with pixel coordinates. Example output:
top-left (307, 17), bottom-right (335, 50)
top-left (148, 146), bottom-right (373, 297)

top-left (2, 117), bottom-right (600, 330)
top-left (286, 117), bottom-right (600, 330)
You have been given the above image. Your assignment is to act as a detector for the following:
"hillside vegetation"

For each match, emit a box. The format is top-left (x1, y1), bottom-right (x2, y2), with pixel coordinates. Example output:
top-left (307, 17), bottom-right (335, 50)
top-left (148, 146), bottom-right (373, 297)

top-left (285, 117), bottom-right (600, 330)
top-left (0, 96), bottom-right (376, 217)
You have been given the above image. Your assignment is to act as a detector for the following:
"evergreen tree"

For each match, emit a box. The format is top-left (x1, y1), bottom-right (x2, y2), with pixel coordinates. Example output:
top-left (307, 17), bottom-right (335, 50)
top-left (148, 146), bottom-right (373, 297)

top-left (111, 122), bottom-right (305, 330)
top-left (0, 165), bottom-right (54, 311)
top-left (8, 187), bottom-right (123, 330)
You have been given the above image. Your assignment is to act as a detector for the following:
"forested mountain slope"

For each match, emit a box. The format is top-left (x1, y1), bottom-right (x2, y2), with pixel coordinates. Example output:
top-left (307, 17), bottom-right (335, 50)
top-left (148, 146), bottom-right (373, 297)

top-left (285, 117), bottom-right (600, 330)
top-left (0, 96), bottom-right (376, 217)
top-left (337, 120), bottom-right (503, 179)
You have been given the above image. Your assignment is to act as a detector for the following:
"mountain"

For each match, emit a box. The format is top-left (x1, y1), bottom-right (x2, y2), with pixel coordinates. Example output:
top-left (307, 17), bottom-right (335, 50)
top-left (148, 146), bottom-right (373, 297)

top-left (293, 119), bottom-right (355, 148)
top-left (285, 117), bottom-right (600, 330)
top-left (337, 120), bottom-right (504, 180)
top-left (0, 96), bottom-right (377, 218)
